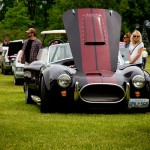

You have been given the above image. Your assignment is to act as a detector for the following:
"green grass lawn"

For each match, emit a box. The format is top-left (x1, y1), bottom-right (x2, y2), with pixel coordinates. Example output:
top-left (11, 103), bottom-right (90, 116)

top-left (0, 58), bottom-right (150, 150)
top-left (145, 56), bottom-right (150, 73)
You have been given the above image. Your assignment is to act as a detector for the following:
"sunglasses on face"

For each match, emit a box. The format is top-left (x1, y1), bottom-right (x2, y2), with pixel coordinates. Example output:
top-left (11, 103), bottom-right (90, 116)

top-left (133, 35), bottom-right (140, 38)
top-left (123, 37), bottom-right (129, 39)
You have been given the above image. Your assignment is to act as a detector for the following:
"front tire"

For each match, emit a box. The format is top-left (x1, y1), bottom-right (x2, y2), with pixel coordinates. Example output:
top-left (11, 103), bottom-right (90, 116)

top-left (40, 77), bottom-right (51, 113)
top-left (3, 69), bottom-right (8, 75)
top-left (1, 67), bottom-right (4, 74)
top-left (24, 83), bottom-right (33, 104)
top-left (14, 76), bottom-right (19, 85)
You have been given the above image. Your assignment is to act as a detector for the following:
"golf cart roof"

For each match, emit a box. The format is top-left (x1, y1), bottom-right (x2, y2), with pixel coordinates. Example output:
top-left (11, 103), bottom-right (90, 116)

top-left (41, 30), bottom-right (66, 35)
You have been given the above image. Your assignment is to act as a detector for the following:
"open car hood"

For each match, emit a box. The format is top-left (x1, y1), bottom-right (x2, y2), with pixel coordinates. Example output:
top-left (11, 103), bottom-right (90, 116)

top-left (62, 9), bottom-right (121, 73)
top-left (8, 40), bottom-right (23, 56)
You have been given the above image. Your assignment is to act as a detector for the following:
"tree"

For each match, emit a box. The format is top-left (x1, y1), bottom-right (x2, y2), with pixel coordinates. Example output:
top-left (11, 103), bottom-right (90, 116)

top-left (22, 0), bottom-right (54, 29)
top-left (0, 0), bottom-right (150, 42)
top-left (0, 2), bottom-right (34, 40)
top-left (0, 0), bottom-right (16, 20)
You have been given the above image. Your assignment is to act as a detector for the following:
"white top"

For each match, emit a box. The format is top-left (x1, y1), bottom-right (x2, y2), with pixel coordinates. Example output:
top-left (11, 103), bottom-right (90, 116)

top-left (142, 50), bottom-right (148, 58)
top-left (41, 30), bottom-right (66, 35)
top-left (129, 42), bottom-right (144, 64)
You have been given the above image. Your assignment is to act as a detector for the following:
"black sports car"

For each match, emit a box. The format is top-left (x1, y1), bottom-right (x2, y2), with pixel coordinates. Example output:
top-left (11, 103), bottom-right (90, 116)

top-left (24, 8), bottom-right (150, 113)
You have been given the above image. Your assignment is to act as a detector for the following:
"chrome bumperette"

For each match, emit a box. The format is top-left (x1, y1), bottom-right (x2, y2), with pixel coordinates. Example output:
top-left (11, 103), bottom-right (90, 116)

top-left (74, 82), bottom-right (80, 101)
top-left (125, 82), bottom-right (130, 101)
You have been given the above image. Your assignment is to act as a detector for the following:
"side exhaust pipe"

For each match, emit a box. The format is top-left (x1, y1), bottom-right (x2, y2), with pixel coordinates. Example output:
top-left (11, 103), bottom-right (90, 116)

top-left (31, 95), bottom-right (41, 105)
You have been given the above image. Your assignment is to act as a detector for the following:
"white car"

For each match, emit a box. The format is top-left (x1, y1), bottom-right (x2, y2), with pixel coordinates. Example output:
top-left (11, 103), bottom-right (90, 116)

top-left (1, 40), bottom-right (23, 75)
top-left (12, 50), bottom-right (25, 85)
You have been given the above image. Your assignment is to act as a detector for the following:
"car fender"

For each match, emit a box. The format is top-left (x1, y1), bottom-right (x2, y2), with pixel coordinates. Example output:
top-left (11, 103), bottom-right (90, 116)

top-left (42, 64), bottom-right (75, 90)
top-left (144, 70), bottom-right (150, 82)
top-left (119, 65), bottom-right (145, 80)
top-left (24, 61), bottom-right (45, 71)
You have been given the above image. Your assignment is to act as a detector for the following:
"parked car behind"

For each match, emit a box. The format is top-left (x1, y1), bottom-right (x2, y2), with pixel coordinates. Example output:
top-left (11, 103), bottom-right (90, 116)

top-left (0, 47), bottom-right (9, 69)
top-left (1, 40), bottom-right (23, 75)
top-left (12, 50), bottom-right (25, 85)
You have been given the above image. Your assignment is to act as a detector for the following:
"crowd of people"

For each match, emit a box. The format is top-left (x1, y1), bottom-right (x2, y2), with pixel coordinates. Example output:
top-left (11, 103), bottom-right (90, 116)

top-left (0, 28), bottom-right (149, 69)
top-left (123, 30), bottom-right (148, 69)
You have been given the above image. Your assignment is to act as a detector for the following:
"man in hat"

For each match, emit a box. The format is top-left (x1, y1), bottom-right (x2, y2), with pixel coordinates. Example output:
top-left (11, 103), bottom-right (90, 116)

top-left (18, 28), bottom-right (42, 65)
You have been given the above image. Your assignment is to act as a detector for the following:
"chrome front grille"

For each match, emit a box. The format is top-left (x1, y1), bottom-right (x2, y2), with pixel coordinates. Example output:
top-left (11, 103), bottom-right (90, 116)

top-left (79, 83), bottom-right (125, 103)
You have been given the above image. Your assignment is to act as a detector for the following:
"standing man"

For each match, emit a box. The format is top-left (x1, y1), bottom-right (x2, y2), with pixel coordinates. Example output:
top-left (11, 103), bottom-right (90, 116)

top-left (19, 28), bottom-right (42, 65)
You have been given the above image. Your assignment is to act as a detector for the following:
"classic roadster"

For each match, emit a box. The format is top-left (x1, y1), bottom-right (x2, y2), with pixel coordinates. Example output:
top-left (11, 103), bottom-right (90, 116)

top-left (24, 8), bottom-right (150, 113)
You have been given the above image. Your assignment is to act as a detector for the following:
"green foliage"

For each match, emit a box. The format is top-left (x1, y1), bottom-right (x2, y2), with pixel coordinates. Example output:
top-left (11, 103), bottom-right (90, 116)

top-left (0, 0), bottom-right (16, 20)
top-left (47, 0), bottom-right (75, 30)
top-left (0, 0), bottom-right (150, 43)
top-left (0, 2), bottom-right (35, 41)
top-left (0, 2), bottom-right (33, 29)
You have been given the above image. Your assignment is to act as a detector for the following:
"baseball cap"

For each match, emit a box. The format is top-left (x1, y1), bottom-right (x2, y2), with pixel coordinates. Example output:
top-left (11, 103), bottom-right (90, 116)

top-left (26, 28), bottom-right (36, 33)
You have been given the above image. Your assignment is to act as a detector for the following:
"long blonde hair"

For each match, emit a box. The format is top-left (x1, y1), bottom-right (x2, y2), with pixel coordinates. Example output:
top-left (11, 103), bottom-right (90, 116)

top-left (130, 30), bottom-right (142, 44)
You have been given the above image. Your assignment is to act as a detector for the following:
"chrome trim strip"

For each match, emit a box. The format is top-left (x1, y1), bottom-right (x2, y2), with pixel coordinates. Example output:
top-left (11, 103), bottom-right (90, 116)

top-left (79, 83), bottom-right (126, 104)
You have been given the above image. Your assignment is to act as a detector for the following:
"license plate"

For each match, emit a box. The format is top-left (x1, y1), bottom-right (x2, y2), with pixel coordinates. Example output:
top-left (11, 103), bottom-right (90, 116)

top-left (128, 99), bottom-right (149, 108)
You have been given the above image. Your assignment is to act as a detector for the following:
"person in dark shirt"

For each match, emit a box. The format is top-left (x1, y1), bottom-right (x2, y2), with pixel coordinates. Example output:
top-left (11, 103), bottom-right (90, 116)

top-left (18, 28), bottom-right (42, 65)
top-left (123, 32), bottom-right (131, 48)
top-left (2, 39), bottom-right (9, 46)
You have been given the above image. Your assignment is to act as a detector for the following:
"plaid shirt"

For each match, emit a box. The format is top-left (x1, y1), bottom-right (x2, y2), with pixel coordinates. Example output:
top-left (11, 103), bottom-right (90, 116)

top-left (21, 38), bottom-right (42, 63)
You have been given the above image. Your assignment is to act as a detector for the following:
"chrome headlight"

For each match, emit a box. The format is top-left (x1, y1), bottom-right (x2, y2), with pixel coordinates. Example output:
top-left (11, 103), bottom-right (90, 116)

top-left (16, 67), bottom-right (23, 71)
top-left (24, 71), bottom-right (31, 78)
top-left (58, 74), bottom-right (71, 88)
top-left (132, 75), bottom-right (145, 89)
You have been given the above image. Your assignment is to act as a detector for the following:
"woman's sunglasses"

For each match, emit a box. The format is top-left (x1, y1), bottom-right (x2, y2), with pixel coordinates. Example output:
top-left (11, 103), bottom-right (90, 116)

top-left (133, 35), bottom-right (140, 38)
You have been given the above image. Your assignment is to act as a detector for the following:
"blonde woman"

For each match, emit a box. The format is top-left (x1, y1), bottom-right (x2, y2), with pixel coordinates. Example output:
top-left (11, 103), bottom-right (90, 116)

top-left (129, 30), bottom-right (144, 68)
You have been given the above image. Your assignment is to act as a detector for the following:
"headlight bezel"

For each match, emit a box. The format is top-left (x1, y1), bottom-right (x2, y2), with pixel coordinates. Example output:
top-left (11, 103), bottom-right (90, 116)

top-left (57, 74), bottom-right (71, 88)
top-left (24, 71), bottom-right (31, 78)
top-left (132, 75), bottom-right (145, 89)
top-left (16, 67), bottom-right (23, 71)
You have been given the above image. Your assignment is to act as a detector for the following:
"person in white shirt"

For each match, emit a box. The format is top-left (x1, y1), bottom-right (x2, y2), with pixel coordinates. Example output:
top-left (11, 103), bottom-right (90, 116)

top-left (142, 47), bottom-right (148, 69)
top-left (129, 30), bottom-right (144, 68)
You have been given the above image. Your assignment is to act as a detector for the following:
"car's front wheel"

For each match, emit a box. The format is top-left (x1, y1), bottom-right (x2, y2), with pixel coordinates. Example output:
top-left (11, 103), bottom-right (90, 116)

top-left (24, 83), bottom-right (33, 104)
top-left (2, 68), bottom-right (7, 75)
top-left (1, 67), bottom-right (3, 74)
top-left (40, 77), bottom-right (52, 113)
top-left (13, 76), bottom-right (19, 85)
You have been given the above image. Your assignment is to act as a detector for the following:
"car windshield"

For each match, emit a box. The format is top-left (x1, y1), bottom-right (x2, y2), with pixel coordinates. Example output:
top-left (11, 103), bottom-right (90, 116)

top-left (8, 41), bottom-right (23, 56)
top-left (119, 42), bottom-right (129, 62)
top-left (46, 42), bottom-right (126, 66)
top-left (118, 51), bottom-right (125, 65)
top-left (48, 43), bottom-right (73, 63)
top-left (118, 42), bottom-right (130, 66)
